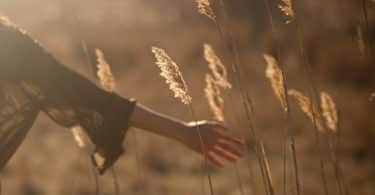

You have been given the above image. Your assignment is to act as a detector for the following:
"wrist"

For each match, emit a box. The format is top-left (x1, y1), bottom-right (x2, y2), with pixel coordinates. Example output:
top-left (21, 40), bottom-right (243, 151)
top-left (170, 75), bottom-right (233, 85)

top-left (174, 122), bottom-right (192, 143)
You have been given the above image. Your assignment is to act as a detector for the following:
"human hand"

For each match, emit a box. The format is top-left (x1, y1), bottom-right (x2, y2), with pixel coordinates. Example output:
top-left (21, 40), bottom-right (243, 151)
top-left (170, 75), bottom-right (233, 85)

top-left (180, 121), bottom-right (245, 167)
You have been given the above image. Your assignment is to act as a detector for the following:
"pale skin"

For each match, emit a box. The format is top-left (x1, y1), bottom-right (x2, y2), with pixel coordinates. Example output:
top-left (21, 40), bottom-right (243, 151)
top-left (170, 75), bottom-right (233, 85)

top-left (129, 103), bottom-right (245, 167)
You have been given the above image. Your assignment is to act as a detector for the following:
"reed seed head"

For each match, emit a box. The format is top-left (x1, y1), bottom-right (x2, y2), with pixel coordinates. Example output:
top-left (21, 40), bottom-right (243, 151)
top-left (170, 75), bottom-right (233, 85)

top-left (279, 0), bottom-right (295, 24)
top-left (151, 47), bottom-right (192, 105)
top-left (71, 126), bottom-right (87, 148)
top-left (288, 89), bottom-right (324, 132)
top-left (320, 92), bottom-right (338, 132)
top-left (96, 49), bottom-right (116, 92)
top-left (204, 44), bottom-right (232, 89)
top-left (0, 16), bottom-right (14, 27)
top-left (205, 74), bottom-right (225, 122)
top-left (264, 54), bottom-right (288, 112)
top-left (195, 0), bottom-right (216, 21)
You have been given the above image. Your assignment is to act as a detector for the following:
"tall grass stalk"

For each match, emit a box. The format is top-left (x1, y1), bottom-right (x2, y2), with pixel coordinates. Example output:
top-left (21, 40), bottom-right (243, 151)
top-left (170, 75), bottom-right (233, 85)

top-left (262, 1), bottom-right (302, 195)
top-left (203, 45), bottom-right (247, 195)
top-left (70, 14), bottom-right (101, 195)
top-left (320, 94), bottom-right (348, 195)
top-left (95, 49), bottom-right (121, 195)
top-left (223, 91), bottom-right (258, 194)
top-left (327, 133), bottom-right (345, 195)
top-left (152, 47), bottom-right (214, 195)
top-left (294, 26), bottom-right (329, 195)
top-left (244, 93), bottom-right (274, 195)
top-left (288, 88), bottom-right (329, 195)
top-left (80, 40), bottom-right (97, 81)
top-left (260, 141), bottom-right (275, 195)
top-left (279, 1), bottom-right (335, 194)
top-left (213, 5), bottom-right (276, 195)
top-left (196, 1), bottom-right (272, 194)
top-left (80, 43), bottom-right (101, 195)
top-left (188, 107), bottom-right (215, 195)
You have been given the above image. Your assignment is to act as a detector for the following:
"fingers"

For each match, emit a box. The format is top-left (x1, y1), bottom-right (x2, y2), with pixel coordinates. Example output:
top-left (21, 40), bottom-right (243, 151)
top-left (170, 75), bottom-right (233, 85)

top-left (206, 144), bottom-right (242, 167)
top-left (218, 141), bottom-right (243, 158)
top-left (213, 145), bottom-right (240, 162)
top-left (218, 136), bottom-right (245, 152)
top-left (207, 151), bottom-right (224, 167)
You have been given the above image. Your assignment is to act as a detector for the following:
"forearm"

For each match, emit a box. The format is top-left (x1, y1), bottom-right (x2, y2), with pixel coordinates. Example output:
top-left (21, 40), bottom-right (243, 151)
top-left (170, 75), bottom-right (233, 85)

top-left (129, 103), bottom-right (189, 141)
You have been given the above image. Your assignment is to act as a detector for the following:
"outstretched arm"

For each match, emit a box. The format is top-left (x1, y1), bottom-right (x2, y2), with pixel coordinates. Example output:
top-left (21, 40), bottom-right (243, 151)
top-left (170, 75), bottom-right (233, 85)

top-left (129, 103), bottom-right (245, 167)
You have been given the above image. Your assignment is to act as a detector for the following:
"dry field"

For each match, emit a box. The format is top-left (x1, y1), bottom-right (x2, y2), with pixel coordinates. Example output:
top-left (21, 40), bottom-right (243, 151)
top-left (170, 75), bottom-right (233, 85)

top-left (0, 0), bottom-right (374, 195)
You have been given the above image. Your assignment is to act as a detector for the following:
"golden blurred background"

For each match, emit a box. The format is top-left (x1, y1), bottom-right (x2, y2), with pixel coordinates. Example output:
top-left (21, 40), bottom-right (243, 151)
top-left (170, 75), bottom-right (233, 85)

top-left (0, 0), bottom-right (374, 194)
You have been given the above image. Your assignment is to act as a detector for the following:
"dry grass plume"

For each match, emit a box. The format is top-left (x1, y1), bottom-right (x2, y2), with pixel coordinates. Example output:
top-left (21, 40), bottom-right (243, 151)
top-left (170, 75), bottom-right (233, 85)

top-left (288, 89), bottom-right (324, 132)
top-left (278, 0), bottom-right (295, 23)
top-left (320, 92), bottom-right (338, 132)
top-left (204, 44), bottom-right (232, 89)
top-left (195, 0), bottom-right (216, 21)
top-left (151, 47), bottom-right (192, 105)
top-left (96, 49), bottom-right (116, 92)
top-left (71, 126), bottom-right (87, 148)
top-left (263, 54), bottom-right (288, 112)
top-left (204, 74), bottom-right (225, 122)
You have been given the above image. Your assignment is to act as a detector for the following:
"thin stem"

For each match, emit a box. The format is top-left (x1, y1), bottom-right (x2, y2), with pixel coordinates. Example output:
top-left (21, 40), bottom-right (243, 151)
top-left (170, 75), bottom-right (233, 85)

top-left (282, 139), bottom-right (288, 195)
top-left (328, 134), bottom-right (343, 195)
top-left (313, 127), bottom-right (329, 195)
top-left (226, 92), bottom-right (255, 195)
top-left (260, 141), bottom-right (275, 195)
top-left (245, 93), bottom-right (273, 195)
top-left (110, 167), bottom-right (120, 195)
top-left (76, 24), bottom-right (124, 195)
top-left (81, 153), bottom-right (100, 195)
top-left (289, 135), bottom-right (300, 195)
top-left (188, 105), bottom-right (215, 195)
top-left (211, 3), bottom-right (271, 195)
top-left (80, 40), bottom-right (97, 80)
top-left (261, 1), bottom-right (301, 195)
top-left (90, 161), bottom-right (100, 195)
top-left (328, 112), bottom-right (349, 195)
top-left (68, 12), bottom-right (102, 195)
top-left (79, 41), bottom-right (101, 195)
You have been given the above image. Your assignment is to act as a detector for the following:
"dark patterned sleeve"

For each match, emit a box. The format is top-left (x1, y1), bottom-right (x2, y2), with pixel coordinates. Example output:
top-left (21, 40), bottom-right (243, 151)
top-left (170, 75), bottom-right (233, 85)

top-left (0, 18), bottom-right (136, 174)
top-left (0, 83), bottom-right (39, 170)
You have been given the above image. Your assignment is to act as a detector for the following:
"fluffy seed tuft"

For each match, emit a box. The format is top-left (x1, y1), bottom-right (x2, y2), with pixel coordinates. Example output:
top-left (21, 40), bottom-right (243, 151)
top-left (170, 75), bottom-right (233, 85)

top-left (278, 0), bottom-right (295, 24)
top-left (288, 89), bottom-right (324, 132)
top-left (264, 54), bottom-right (288, 112)
top-left (204, 44), bottom-right (232, 89)
top-left (151, 47), bottom-right (192, 105)
top-left (71, 126), bottom-right (87, 148)
top-left (320, 92), bottom-right (338, 132)
top-left (205, 74), bottom-right (225, 121)
top-left (195, 0), bottom-right (216, 21)
top-left (96, 49), bottom-right (116, 92)
top-left (0, 16), bottom-right (15, 27)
